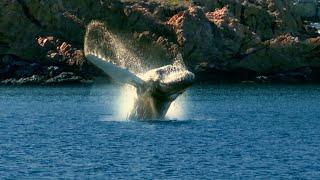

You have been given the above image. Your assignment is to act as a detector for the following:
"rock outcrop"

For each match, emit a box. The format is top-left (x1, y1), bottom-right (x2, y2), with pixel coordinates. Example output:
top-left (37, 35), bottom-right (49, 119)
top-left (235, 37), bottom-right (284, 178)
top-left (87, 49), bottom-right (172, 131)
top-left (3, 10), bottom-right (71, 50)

top-left (0, 0), bottom-right (320, 84)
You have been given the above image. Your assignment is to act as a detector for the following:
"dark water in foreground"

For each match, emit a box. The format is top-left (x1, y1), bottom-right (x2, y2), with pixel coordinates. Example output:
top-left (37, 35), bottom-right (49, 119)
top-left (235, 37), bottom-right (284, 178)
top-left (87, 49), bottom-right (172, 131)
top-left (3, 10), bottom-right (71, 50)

top-left (0, 84), bottom-right (320, 179)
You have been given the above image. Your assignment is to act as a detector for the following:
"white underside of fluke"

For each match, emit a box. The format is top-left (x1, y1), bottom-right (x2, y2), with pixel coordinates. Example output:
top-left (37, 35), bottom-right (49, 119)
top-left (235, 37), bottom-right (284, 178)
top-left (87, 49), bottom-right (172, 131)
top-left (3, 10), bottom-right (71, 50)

top-left (85, 54), bottom-right (145, 88)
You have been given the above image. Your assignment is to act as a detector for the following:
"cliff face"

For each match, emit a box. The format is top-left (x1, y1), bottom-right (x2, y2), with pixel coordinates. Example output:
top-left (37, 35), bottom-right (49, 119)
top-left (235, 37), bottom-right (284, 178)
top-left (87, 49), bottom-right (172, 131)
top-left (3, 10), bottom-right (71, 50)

top-left (0, 0), bottom-right (320, 84)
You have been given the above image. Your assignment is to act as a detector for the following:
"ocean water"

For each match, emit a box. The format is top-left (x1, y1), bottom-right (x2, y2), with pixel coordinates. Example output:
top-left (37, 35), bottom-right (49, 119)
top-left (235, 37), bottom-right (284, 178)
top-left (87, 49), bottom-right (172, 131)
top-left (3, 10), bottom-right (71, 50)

top-left (0, 84), bottom-right (320, 179)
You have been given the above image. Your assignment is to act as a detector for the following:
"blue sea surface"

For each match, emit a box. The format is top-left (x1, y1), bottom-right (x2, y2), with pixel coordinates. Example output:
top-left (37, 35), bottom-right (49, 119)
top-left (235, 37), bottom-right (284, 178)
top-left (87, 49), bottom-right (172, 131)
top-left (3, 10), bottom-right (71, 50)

top-left (0, 84), bottom-right (320, 179)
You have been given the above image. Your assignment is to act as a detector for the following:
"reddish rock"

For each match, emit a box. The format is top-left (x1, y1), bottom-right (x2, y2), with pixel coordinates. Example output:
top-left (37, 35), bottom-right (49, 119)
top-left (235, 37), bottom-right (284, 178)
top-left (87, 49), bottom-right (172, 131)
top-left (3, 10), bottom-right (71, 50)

top-left (206, 6), bottom-right (229, 27)
top-left (167, 6), bottom-right (221, 64)
top-left (37, 36), bottom-right (56, 51)
top-left (59, 42), bottom-right (71, 55)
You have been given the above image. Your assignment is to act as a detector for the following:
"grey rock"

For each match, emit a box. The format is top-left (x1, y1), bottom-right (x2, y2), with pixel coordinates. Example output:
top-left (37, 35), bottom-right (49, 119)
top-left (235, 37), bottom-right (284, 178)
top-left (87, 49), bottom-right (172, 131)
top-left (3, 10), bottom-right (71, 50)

top-left (1, 75), bottom-right (45, 85)
top-left (45, 72), bottom-right (84, 84)
top-left (47, 66), bottom-right (63, 77)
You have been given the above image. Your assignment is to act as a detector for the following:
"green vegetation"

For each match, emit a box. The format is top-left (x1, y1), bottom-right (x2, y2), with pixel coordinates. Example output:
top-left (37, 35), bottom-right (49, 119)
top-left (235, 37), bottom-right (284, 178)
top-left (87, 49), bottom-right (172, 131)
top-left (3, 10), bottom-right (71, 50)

top-left (166, 0), bottom-right (180, 6)
top-left (149, 0), bottom-right (190, 6)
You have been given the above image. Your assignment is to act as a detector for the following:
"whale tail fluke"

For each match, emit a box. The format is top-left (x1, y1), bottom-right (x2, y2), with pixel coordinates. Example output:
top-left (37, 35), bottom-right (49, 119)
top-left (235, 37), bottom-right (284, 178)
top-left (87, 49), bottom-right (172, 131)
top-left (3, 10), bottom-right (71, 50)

top-left (84, 20), bottom-right (146, 89)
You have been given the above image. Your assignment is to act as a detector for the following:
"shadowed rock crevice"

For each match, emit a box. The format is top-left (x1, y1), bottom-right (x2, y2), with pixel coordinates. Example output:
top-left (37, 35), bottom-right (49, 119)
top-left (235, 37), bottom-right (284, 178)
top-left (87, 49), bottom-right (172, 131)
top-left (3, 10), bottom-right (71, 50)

top-left (16, 0), bottom-right (44, 28)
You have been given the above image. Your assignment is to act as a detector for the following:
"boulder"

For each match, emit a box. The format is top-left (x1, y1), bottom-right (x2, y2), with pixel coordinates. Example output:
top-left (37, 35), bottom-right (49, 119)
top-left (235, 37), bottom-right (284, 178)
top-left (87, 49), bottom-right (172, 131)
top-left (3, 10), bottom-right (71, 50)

top-left (167, 6), bottom-right (221, 66)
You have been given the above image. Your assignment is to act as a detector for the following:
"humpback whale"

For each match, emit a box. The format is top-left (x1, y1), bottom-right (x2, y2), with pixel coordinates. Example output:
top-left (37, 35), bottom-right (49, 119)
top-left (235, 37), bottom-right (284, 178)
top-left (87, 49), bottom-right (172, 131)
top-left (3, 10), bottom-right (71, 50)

top-left (84, 21), bottom-right (195, 119)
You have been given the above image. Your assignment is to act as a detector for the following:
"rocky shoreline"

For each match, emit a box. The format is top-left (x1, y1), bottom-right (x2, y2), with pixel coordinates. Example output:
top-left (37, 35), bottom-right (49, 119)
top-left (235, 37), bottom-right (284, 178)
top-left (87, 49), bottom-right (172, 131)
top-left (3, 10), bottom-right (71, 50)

top-left (1, 0), bottom-right (320, 84)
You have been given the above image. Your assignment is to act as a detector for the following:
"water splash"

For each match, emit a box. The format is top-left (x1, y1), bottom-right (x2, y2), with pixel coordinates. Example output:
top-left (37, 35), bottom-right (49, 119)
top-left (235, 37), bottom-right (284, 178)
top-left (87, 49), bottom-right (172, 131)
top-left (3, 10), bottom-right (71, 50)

top-left (84, 21), bottom-right (192, 120)
top-left (115, 85), bottom-right (186, 120)
top-left (166, 93), bottom-right (186, 120)
top-left (84, 21), bottom-right (145, 73)
top-left (116, 85), bottom-right (137, 120)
